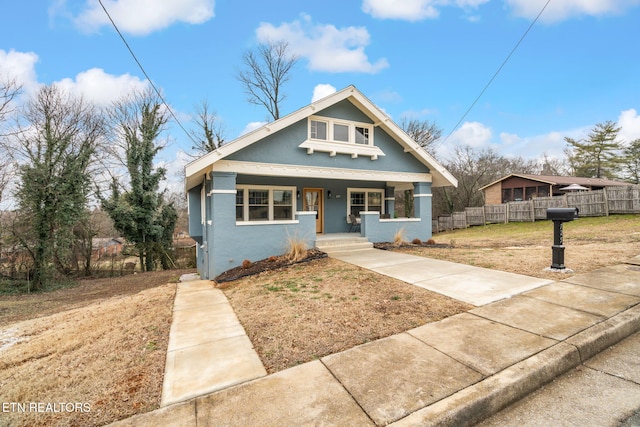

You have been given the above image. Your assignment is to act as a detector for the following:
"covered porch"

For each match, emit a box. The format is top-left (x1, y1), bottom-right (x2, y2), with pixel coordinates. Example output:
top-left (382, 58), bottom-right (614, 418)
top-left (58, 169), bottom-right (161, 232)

top-left (189, 169), bottom-right (434, 278)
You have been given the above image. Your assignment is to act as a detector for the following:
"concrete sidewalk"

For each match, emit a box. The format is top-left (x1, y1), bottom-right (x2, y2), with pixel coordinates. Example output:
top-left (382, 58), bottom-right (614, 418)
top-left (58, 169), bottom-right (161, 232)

top-left (110, 255), bottom-right (640, 427)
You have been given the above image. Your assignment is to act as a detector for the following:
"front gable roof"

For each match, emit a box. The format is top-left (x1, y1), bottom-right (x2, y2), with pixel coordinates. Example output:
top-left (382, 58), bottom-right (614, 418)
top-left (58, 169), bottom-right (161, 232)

top-left (185, 85), bottom-right (457, 190)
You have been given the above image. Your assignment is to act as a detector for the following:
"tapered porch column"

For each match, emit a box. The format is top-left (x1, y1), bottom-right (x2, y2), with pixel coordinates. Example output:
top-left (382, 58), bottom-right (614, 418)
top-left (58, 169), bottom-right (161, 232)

top-left (413, 181), bottom-right (433, 238)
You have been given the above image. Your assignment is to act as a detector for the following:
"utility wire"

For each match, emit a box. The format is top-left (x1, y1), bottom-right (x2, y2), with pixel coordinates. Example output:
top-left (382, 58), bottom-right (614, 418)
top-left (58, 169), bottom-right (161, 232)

top-left (441, 0), bottom-right (553, 145)
top-left (98, 0), bottom-right (198, 146)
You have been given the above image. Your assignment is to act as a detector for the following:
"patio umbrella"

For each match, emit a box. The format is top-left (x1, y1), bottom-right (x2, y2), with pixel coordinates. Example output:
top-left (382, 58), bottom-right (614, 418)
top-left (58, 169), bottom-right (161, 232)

top-left (559, 183), bottom-right (589, 191)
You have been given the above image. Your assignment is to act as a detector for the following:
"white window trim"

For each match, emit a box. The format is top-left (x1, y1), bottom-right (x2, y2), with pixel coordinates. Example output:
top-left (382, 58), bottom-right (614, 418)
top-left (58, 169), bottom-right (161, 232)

top-left (307, 116), bottom-right (375, 146)
top-left (236, 184), bottom-right (296, 223)
top-left (347, 188), bottom-right (385, 220)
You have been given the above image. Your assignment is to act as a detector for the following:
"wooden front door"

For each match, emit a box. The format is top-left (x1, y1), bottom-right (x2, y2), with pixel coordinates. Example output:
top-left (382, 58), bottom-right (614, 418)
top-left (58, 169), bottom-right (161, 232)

top-left (303, 188), bottom-right (324, 233)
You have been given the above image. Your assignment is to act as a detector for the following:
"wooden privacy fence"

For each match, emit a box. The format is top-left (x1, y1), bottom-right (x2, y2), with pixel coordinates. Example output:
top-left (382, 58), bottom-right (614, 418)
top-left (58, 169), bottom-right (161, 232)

top-left (433, 185), bottom-right (640, 232)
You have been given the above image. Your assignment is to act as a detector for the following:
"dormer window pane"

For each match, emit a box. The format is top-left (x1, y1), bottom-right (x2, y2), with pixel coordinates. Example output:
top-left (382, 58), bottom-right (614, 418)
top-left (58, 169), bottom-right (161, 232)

top-left (334, 124), bottom-right (349, 142)
top-left (311, 120), bottom-right (327, 140)
top-left (355, 126), bottom-right (369, 144)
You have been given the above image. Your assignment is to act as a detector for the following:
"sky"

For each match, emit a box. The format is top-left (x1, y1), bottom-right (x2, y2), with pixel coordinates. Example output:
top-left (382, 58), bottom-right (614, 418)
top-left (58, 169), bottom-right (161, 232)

top-left (2, 0), bottom-right (640, 197)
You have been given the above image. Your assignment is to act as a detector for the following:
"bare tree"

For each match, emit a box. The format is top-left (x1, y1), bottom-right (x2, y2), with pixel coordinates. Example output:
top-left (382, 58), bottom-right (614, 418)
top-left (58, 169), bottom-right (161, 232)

top-left (0, 78), bottom-right (22, 205)
top-left (236, 40), bottom-right (299, 121)
top-left (400, 118), bottom-right (442, 156)
top-left (190, 100), bottom-right (226, 155)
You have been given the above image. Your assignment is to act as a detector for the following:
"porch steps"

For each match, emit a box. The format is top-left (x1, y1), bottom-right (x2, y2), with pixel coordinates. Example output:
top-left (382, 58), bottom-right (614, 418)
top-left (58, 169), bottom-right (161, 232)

top-left (315, 235), bottom-right (373, 254)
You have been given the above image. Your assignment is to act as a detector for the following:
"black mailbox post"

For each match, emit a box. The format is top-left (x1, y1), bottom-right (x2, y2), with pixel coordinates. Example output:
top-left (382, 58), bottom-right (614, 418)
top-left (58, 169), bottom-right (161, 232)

top-left (546, 207), bottom-right (579, 270)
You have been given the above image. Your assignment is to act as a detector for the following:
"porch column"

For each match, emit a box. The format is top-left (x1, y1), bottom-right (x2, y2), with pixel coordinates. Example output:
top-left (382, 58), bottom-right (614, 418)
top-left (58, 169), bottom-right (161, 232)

top-left (385, 186), bottom-right (395, 218)
top-left (208, 171), bottom-right (237, 279)
top-left (413, 181), bottom-right (433, 239)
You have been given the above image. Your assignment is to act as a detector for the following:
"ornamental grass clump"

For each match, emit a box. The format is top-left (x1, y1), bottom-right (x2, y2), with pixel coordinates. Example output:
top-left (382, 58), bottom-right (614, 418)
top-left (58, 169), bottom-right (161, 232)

top-left (286, 235), bottom-right (307, 263)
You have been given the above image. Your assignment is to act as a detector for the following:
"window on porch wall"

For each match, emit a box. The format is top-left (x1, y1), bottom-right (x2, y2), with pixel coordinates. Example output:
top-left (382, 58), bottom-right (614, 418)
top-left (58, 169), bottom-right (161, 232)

top-left (248, 190), bottom-right (269, 220)
top-left (348, 189), bottom-right (384, 218)
top-left (236, 185), bottom-right (295, 222)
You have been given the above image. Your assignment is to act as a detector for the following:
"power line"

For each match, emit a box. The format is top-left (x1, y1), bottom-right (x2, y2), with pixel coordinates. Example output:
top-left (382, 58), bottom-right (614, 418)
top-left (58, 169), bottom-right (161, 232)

top-left (97, 0), bottom-right (198, 146)
top-left (441, 0), bottom-right (553, 145)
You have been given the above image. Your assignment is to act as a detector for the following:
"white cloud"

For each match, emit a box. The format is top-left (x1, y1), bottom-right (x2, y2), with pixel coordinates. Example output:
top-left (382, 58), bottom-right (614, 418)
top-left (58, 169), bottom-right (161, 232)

top-left (362, 0), bottom-right (440, 21)
top-left (74, 0), bottom-right (215, 35)
top-left (450, 121), bottom-right (493, 147)
top-left (618, 108), bottom-right (640, 144)
top-left (54, 68), bottom-right (148, 105)
top-left (311, 84), bottom-right (336, 102)
top-left (256, 14), bottom-right (389, 74)
top-left (362, 0), bottom-right (489, 21)
top-left (0, 49), bottom-right (41, 97)
top-left (239, 121), bottom-right (267, 136)
top-left (506, 0), bottom-right (640, 23)
top-left (158, 149), bottom-right (191, 194)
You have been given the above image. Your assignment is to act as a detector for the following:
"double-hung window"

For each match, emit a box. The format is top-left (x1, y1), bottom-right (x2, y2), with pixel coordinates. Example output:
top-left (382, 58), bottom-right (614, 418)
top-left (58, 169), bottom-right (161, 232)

top-left (347, 188), bottom-right (384, 218)
top-left (236, 185), bottom-right (295, 222)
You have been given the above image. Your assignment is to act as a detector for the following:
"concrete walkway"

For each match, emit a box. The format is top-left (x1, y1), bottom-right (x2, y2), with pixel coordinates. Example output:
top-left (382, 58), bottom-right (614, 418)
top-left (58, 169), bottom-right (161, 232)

top-left (160, 279), bottom-right (266, 406)
top-left (110, 255), bottom-right (640, 427)
top-left (329, 248), bottom-right (553, 305)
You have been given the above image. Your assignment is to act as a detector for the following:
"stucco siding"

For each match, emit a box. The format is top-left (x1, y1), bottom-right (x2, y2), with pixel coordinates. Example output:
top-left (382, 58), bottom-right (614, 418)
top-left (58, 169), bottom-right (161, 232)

top-left (226, 101), bottom-right (427, 174)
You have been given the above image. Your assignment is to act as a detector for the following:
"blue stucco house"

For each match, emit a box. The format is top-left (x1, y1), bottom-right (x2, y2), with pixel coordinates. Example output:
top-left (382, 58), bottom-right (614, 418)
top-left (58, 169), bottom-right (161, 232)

top-left (185, 86), bottom-right (457, 279)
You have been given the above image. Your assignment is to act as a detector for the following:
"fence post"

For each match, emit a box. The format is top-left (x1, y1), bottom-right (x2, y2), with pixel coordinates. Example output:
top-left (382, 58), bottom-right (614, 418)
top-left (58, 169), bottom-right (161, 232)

top-left (529, 200), bottom-right (535, 222)
top-left (603, 188), bottom-right (610, 216)
top-left (505, 203), bottom-right (510, 224)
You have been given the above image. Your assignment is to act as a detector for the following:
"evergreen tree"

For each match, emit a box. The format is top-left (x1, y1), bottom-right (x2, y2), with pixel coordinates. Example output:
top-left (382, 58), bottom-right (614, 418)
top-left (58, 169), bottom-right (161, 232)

top-left (101, 92), bottom-right (177, 271)
top-left (564, 121), bottom-right (622, 178)
top-left (622, 139), bottom-right (640, 184)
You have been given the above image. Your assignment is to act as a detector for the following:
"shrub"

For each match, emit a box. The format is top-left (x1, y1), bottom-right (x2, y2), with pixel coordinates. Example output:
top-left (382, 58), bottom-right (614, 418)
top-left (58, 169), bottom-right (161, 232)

top-left (242, 259), bottom-right (252, 269)
top-left (426, 239), bottom-right (436, 245)
top-left (412, 238), bottom-right (422, 245)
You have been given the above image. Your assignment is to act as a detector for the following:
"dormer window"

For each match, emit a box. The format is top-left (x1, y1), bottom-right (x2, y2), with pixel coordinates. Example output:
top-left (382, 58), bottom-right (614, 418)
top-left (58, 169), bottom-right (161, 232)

top-left (302, 116), bottom-right (384, 160)
top-left (308, 116), bottom-right (374, 146)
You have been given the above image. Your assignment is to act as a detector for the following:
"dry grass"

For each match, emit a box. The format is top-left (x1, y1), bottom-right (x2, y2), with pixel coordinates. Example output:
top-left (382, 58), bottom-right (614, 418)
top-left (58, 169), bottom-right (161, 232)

top-left (0, 283), bottom-right (176, 427)
top-left (398, 215), bottom-right (640, 281)
top-left (219, 257), bottom-right (472, 373)
top-left (0, 270), bottom-right (194, 427)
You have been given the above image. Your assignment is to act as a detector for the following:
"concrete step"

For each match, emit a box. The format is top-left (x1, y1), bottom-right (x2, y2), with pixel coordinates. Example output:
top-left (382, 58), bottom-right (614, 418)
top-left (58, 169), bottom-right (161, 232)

top-left (315, 236), bottom-right (369, 246)
top-left (315, 236), bottom-right (373, 254)
top-left (318, 242), bottom-right (374, 254)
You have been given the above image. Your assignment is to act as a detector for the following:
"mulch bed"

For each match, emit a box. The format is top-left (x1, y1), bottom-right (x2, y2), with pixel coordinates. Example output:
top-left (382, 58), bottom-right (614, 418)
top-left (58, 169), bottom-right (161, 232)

top-left (374, 242), bottom-right (452, 250)
top-left (214, 249), bottom-right (328, 283)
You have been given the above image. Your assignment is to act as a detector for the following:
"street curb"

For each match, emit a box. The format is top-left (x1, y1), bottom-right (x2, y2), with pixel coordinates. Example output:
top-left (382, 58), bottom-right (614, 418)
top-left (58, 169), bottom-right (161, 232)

top-left (390, 303), bottom-right (640, 427)
top-left (567, 304), bottom-right (640, 362)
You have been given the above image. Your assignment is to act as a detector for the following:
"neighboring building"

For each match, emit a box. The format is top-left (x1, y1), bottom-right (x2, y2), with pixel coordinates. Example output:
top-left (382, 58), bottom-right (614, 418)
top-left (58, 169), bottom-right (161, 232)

top-left (92, 237), bottom-right (123, 259)
top-left (184, 86), bottom-right (457, 279)
top-left (480, 173), bottom-right (629, 204)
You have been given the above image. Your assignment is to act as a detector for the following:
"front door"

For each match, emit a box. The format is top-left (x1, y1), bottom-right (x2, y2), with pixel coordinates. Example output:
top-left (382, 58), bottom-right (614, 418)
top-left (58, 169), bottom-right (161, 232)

top-left (303, 188), bottom-right (324, 233)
